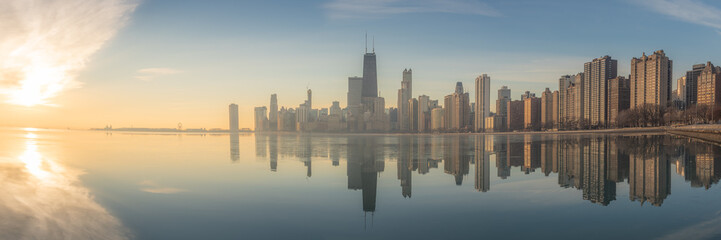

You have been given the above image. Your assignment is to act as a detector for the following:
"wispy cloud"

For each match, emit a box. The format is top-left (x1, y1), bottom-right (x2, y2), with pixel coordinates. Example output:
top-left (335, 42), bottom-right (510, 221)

top-left (634, 0), bottom-right (721, 31)
top-left (138, 180), bottom-right (188, 194)
top-left (0, 0), bottom-right (138, 106)
top-left (135, 68), bottom-right (183, 81)
top-left (323, 0), bottom-right (500, 19)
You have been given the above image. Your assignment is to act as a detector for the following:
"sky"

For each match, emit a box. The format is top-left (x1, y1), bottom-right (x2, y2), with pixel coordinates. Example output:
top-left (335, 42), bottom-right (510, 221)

top-left (2, 0), bottom-right (721, 129)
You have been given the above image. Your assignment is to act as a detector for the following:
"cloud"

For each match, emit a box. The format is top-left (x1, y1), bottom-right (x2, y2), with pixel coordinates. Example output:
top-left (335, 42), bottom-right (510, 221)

top-left (135, 68), bottom-right (183, 81)
top-left (323, 0), bottom-right (500, 19)
top-left (0, 0), bottom-right (138, 106)
top-left (138, 180), bottom-right (188, 194)
top-left (634, 0), bottom-right (721, 30)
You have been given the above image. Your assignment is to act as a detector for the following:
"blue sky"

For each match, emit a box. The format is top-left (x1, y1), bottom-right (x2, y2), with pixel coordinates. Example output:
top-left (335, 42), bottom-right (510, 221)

top-left (4, 0), bottom-right (721, 128)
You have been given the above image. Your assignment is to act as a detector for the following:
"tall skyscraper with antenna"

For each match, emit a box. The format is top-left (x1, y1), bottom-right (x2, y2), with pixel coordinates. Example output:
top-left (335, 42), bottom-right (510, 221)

top-left (362, 34), bottom-right (377, 98)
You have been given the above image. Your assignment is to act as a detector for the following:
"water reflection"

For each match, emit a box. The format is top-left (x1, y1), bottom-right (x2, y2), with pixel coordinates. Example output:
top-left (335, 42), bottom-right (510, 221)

top-left (0, 132), bottom-right (130, 239)
top-left (249, 133), bottom-right (721, 211)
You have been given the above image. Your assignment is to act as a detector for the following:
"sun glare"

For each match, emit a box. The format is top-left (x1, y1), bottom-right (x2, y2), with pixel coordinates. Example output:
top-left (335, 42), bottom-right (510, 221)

top-left (6, 63), bottom-right (66, 107)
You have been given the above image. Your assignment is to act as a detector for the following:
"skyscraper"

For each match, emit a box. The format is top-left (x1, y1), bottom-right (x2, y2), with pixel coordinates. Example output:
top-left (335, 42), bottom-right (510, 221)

top-left (475, 74), bottom-right (491, 132)
top-left (558, 75), bottom-right (573, 122)
top-left (630, 50), bottom-right (673, 108)
top-left (584, 56), bottom-right (618, 126)
top-left (418, 95), bottom-right (430, 132)
top-left (269, 94), bottom-right (278, 130)
top-left (307, 89), bottom-right (312, 111)
top-left (540, 88), bottom-right (553, 129)
top-left (524, 97), bottom-right (541, 130)
top-left (398, 69), bottom-right (412, 131)
top-left (449, 82), bottom-right (471, 130)
top-left (347, 76), bottom-right (363, 116)
top-left (362, 45), bottom-right (377, 98)
top-left (431, 107), bottom-right (444, 131)
top-left (229, 103), bottom-right (239, 133)
top-left (573, 73), bottom-right (585, 122)
top-left (409, 98), bottom-right (419, 131)
top-left (697, 62), bottom-right (721, 106)
top-left (254, 106), bottom-right (267, 132)
top-left (685, 64), bottom-right (706, 106)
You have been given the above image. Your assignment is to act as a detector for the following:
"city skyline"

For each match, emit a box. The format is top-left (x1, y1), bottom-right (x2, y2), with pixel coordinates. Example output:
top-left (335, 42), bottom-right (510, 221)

top-left (3, 0), bottom-right (721, 130)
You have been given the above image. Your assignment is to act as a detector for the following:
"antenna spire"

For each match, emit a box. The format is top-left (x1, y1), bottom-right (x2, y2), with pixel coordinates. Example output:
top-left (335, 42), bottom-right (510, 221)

top-left (365, 32), bottom-right (367, 53)
top-left (372, 36), bottom-right (375, 53)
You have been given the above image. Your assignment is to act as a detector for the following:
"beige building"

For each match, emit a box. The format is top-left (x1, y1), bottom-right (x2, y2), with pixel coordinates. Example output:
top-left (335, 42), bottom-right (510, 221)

top-left (524, 97), bottom-right (541, 130)
top-left (474, 74), bottom-right (491, 132)
top-left (697, 62), bottom-right (721, 106)
top-left (584, 56), bottom-right (618, 126)
top-left (431, 107), bottom-right (444, 131)
top-left (630, 50), bottom-right (673, 108)
top-left (444, 82), bottom-right (471, 130)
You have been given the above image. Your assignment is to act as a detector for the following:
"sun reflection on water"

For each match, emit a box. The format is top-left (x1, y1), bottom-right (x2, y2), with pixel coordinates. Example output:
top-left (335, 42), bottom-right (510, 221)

top-left (18, 133), bottom-right (51, 180)
top-left (0, 130), bottom-right (132, 239)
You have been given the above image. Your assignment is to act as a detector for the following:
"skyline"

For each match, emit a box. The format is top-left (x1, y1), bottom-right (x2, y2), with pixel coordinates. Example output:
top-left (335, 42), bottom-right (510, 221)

top-left (3, 0), bottom-right (721, 129)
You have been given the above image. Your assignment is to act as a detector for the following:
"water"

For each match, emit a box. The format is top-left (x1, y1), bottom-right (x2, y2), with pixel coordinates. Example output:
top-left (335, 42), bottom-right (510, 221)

top-left (1, 128), bottom-right (721, 240)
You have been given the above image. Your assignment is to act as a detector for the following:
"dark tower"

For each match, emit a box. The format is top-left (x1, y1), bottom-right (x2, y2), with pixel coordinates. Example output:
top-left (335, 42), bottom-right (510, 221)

top-left (362, 35), bottom-right (378, 98)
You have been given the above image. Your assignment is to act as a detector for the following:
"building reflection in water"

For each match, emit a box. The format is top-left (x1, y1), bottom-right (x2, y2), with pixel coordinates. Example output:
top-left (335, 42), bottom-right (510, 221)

top-left (247, 132), bottom-right (721, 211)
top-left (230, 133), bottom-right (239, 162)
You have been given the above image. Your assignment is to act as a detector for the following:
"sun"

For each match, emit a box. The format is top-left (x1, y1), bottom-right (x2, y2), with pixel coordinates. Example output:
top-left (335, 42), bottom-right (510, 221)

top-left (6, 64), bottom-right (66, 107)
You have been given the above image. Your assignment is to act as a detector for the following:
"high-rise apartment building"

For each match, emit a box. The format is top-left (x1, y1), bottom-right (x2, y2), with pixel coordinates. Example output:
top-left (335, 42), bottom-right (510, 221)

top-left (475, 74), bottom-right (491, 132)
top-left (540, 88), bottom-right (553, 129)
top-left (573, 73), bottom-right (585, 122)
top-left (685, 64), bottom-right (706, 106)
top-left (398, 69), bottom-right (413, 131)
top-left (229, 103), bottom-right (239, 133)
top-left (608, 76), bottom-right (630, 126)
top-left (558, 75), bottom-right (573, 122)
top-left (584, 56), bottom-right (618, 125)
top-left (630, 50), bottom-right (672, 108)
top-left (507, 100), bottom-right (524, 131)
top-left (431, 107), bottom-right (444, 131)
top-left (524, 97), bottom-right (541, 130)
top-left (269, 94), bottom-right (278, 130)
top-left (697, 62), bottom-right (721, 106)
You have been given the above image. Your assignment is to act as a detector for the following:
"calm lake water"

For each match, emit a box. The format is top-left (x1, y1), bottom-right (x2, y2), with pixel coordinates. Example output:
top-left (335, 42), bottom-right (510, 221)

top-left (2, 128), bottom-right (721, 240)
